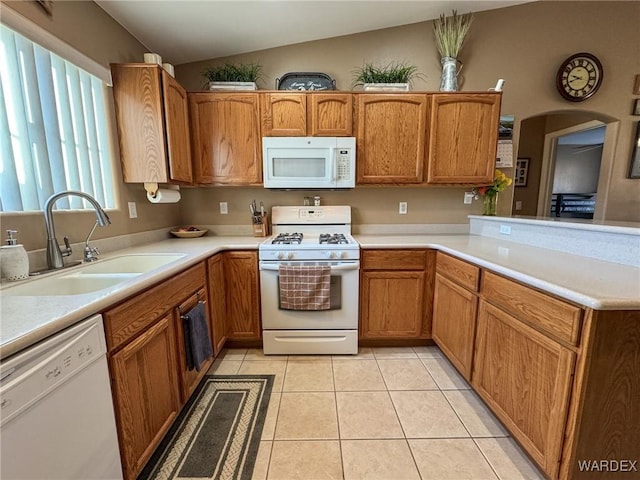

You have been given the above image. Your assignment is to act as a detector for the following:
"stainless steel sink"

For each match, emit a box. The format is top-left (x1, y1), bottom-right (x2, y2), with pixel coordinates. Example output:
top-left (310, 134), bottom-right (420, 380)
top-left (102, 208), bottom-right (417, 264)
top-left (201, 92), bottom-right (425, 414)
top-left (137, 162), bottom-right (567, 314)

top-left (1, 253), bottom-right (187, 296)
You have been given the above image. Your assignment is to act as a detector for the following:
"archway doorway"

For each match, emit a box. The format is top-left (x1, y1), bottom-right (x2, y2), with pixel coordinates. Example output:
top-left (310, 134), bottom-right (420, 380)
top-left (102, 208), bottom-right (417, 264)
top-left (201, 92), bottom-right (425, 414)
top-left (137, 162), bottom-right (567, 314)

top-left (512, 111), bottom-right (619, 220)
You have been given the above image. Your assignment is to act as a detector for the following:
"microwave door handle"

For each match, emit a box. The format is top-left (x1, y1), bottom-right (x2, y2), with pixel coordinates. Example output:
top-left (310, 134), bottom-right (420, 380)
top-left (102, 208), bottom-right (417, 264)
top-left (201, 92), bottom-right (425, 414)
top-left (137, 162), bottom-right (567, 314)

top-left (329, 147), bottom-right (336, 183)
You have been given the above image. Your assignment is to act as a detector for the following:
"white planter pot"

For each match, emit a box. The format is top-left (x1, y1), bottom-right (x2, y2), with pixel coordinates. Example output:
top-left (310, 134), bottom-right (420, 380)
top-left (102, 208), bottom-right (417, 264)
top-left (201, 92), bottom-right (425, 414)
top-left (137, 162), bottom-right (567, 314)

top-left (208, 81), bottom-right (257, 91)
top-left (362, 83), bottom-right (410, 92)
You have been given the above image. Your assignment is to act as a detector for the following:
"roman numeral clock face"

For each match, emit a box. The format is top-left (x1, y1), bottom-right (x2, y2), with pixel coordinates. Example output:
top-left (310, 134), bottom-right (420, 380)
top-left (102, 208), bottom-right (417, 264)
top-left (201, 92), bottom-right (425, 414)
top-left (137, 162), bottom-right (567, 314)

top-left (556, 53), bottom-right (603, 101)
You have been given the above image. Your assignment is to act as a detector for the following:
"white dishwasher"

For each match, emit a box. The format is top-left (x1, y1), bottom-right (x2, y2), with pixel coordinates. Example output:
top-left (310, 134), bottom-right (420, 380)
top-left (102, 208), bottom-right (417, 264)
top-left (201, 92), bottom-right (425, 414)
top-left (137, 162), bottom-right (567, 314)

top-left (0, 314), bottom-right (123, 479)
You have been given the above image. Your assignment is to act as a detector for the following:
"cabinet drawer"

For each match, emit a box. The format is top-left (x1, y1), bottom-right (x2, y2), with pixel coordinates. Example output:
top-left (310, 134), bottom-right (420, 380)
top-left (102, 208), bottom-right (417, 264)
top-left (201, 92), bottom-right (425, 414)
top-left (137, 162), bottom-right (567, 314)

top-left (481, 271), bottom-right (582, 346)
top-left (104, 262), bottom-right (206, 351)
top-left (362, 250), bottom-right (427, 270)
top-left (436, 252), bottom-right (479, 292)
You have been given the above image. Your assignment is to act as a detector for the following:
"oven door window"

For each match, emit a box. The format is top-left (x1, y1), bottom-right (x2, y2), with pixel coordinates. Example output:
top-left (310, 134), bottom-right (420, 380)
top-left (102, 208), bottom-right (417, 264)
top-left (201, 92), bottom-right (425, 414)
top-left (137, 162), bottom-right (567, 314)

top-left (278, 275), bottom-right (342, 310)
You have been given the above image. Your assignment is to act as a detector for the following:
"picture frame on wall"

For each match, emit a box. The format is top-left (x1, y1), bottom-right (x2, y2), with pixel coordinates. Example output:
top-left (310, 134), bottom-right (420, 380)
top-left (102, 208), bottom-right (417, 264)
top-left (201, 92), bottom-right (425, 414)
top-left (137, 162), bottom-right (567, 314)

top-left (515, 157), bottom-right (530, 187)
top-left (634, 74), bottom-right (640, 95)
top-left (633, 98), bottom-right (640, 116)
top-left (629, 122), bottom-right (640, 179)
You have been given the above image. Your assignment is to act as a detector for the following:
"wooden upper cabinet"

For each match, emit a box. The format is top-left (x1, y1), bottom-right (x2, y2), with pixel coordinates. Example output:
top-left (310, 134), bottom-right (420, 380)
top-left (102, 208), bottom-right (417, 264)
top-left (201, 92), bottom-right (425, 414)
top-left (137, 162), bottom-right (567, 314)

top-left (355, 94), bottom-right (429, 184)
top-left (427, 93), bottom-right (501, 184)
top-left (309, 93), bottom-right (353, 136)
top-left (189, 92), bottom-right (262, 185)
top-left (110, 64), bottom-right (192, 184)
top-left (261, 92), bottom-right (307, 136)
top-left (261, 92), bottom-right (352, 136)
top-left (161, 71), bottom-right (193, 183)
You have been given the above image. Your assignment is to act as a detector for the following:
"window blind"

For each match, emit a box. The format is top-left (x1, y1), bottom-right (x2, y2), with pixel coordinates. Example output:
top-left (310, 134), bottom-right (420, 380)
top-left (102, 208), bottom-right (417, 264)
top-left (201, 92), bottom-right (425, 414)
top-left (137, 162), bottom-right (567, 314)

top-left (0, 23), bottom-right (115, 212)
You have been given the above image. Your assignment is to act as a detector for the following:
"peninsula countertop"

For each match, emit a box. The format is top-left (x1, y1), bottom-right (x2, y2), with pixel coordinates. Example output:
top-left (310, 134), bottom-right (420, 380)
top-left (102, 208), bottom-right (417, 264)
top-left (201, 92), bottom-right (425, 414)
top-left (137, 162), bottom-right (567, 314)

top-left (1, 233), bottom-right (639, 360)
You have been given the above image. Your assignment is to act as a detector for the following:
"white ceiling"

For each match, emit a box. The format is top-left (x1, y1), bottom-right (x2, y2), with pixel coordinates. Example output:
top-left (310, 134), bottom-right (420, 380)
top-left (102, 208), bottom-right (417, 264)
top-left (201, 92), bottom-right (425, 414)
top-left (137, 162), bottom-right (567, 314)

top-left (95, 1), bottom-right (532, 65)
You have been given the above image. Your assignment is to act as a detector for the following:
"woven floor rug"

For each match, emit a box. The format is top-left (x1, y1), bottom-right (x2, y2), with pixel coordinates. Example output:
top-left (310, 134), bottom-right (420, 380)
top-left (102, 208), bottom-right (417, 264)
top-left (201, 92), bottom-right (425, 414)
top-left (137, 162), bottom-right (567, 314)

top-left (138, 375), bottom-right (274, 480)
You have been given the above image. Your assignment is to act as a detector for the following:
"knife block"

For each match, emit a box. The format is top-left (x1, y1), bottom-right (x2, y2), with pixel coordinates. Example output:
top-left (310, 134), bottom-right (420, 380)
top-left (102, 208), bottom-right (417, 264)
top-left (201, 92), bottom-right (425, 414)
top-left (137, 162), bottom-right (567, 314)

top-left (252, 213), bottom-right (269, 237)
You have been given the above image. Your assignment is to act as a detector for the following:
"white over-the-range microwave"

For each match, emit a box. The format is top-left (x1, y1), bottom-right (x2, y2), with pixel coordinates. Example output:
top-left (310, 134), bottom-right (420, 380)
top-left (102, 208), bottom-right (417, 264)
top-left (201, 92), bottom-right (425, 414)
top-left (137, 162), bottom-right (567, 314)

top-left (262, 136), bottom-right (356, 189)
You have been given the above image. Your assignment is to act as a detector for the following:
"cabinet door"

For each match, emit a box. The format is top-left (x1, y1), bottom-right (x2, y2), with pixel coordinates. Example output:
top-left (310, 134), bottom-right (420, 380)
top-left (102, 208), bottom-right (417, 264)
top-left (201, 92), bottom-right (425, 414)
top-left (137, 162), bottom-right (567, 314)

top-left (473, 301), bottom-right (575, 479)
top-left (356, 94), bottom-right (429, 184)
top-left (360, 270), bottom-right (425, 338)
top-left (309, 93), bottom-right (353, 136)
top-left (207, 254), bottom-right (227, 355)
top-left (175, 288), bottom-right (213, 403)
top-left (111, 64), bottom-right (169, 183)
top-left (432, 273), bottom-right (478, 379)
top-left (224, 251), bottom-right (261, 340)
top-left (261, 92), bottom-right (307, 136)
top-left (161, 70), bottom-right (193, 183)
top-left (427, 93), bottom-right (501, 184)
top-left (189, 93), bottom-right (262, 185)
top-left (110, 315), bottom-right (180, 480)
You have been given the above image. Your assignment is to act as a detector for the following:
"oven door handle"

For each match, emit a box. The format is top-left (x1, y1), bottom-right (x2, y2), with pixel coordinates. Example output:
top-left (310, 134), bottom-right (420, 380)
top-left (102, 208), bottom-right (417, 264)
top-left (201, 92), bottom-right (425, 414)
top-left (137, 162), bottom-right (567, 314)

top-left (259, 262), bottom-right (360, 272)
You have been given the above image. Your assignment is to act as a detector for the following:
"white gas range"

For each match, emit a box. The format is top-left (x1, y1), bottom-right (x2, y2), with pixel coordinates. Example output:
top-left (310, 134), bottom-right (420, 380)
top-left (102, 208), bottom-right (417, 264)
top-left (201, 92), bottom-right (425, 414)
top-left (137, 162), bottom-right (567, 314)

top-left (258, 206), bottom-right (359, 355)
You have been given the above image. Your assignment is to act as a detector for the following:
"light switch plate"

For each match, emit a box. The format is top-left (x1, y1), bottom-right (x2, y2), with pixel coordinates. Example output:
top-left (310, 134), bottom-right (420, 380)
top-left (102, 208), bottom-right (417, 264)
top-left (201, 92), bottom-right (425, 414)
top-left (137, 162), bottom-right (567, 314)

top-left (399, 202), bottom-right (407, 214)
top-left (219, 202), bottom-right (228, 214)
top-left (127, 202), bottom-right (137, 219)
top-left (499, 225), bottom-right (511, 235)
top-left (464, 192), bottom-right (474, 204)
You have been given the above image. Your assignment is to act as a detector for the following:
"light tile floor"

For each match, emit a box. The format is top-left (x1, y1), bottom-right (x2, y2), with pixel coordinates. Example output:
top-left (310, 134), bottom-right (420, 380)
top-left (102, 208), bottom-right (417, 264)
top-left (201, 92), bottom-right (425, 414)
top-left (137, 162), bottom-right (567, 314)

top-left (208, 346), bottom-right (545, 480)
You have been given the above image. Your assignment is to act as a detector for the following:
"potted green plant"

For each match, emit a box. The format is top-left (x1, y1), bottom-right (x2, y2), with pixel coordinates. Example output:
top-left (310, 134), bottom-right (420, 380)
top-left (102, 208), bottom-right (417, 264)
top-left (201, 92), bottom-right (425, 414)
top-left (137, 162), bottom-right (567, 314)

top-left (352, 62), bottom-right (420, 91)
top-left (203, 62), bottom-right (262, 90)
top-left (433, 10), bottom-right (473, 91)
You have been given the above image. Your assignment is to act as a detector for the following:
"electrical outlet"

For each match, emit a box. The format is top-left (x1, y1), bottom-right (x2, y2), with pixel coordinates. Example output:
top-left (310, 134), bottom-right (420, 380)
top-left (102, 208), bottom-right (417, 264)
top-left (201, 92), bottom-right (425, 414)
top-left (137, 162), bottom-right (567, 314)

top-left (464, 192), bottom-right (474, 204)
top-left (499, 225), bottom-right (511, 235)
top-left (219, 202), bottom-right (228, 214)
top-left (399, 202), bottom-right (407, 214)
top-left (127, 201), bottom-right (137, 219)
top-left (515, 201), bottom-right (523, 211)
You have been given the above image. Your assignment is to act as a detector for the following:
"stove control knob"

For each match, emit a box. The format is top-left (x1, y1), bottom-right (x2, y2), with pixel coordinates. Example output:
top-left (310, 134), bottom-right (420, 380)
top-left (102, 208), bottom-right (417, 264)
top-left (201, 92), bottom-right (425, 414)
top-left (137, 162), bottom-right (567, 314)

top-left (340, 252), bottom-right (349, 259)
top-left (329, 252), bottom-right (338, 259)
top-left (287, 252), bottom-right (295, 260)
top-left (277, 252), bottom-right (285, 260)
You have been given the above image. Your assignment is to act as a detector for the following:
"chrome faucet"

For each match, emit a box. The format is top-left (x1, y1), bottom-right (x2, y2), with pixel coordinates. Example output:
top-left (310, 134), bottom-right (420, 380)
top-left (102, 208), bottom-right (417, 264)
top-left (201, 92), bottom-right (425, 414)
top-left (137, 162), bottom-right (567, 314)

top-left (44, 191), bottom-right (111, 270)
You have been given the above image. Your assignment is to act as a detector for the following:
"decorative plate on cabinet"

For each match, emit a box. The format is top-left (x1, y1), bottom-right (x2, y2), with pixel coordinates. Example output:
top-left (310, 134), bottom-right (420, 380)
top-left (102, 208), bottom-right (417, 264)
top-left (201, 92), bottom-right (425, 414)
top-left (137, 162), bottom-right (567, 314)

top-left (276, 72), bottom-right (336, 90)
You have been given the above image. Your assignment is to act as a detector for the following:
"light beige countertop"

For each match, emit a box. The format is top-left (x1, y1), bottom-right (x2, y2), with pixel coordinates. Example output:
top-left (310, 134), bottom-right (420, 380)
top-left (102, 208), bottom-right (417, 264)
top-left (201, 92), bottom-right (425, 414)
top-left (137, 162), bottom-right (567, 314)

top-left (356, 234), bottom-right (640, 311)
top-left (1, 232), bottom-right (639, 360)
top-left (0, 236), bottom-right (262, 360)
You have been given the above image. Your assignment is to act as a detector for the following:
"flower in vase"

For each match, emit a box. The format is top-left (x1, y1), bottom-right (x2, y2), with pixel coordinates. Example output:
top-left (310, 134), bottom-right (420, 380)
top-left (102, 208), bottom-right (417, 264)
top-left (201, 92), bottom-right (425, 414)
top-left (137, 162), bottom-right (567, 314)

top-left (472, 169), bottom-right (512, 215)
top-left (473, 169), bottom-right (512, 198)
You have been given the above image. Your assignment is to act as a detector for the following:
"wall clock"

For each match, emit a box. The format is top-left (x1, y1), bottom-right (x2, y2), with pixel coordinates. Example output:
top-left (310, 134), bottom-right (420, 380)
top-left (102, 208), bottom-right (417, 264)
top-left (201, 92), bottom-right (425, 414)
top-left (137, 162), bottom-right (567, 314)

top-left (556, 52), bottom-right (603, 102)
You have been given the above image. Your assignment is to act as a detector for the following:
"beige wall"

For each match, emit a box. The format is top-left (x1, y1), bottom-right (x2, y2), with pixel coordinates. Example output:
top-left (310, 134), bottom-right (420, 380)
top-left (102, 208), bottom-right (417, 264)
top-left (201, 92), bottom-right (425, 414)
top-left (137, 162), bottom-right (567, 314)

top-left (513, 116), bottom-right (545, 216)
top-left (177, 0), bottom-right (640, 222)
top-left (0, 1), bottom-right (181, 251)
top-left (1, 0), bottom-right (639, 254)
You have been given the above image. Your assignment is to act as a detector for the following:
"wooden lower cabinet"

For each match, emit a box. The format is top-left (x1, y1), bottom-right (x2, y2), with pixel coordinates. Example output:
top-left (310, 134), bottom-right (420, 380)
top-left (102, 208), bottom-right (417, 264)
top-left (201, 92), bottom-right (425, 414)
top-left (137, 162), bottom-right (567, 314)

top-left (224, 251), bottom-right (261, 340)
top-left (174, 288), bottom-right (213, 403)
top-left (473, 300), bottom-right (575, 479)
top-left (207, 253), bottom-right (227, 354)
top-left (432, 273), bottom-right (478, 379)
top-left (109, 315), bottom-right (181, 480)
top-left (105, 262), bottom-right (213, 480)
top-left (360, 249), bottom-right (434, 339)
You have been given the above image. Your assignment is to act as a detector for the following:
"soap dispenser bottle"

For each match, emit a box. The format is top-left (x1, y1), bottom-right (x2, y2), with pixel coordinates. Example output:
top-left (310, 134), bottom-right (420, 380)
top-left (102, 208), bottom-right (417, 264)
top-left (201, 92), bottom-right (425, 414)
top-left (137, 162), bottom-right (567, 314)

top-left (0, 230), bottom-right (29, 281)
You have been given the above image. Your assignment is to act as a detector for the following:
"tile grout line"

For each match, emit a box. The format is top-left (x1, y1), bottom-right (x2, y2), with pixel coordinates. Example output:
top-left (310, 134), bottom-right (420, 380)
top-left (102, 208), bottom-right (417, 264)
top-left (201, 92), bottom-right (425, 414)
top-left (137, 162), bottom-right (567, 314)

top-left (331, 355), bottom-right (347, 480)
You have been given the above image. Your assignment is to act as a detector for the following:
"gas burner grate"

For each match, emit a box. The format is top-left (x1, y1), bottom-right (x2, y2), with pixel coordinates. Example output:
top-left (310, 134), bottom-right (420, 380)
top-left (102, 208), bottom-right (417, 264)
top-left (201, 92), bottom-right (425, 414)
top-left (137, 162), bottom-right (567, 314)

top-left (319, 233), bottom-right (349, 244)
top-left (271, 233), bottom-right (304, 245)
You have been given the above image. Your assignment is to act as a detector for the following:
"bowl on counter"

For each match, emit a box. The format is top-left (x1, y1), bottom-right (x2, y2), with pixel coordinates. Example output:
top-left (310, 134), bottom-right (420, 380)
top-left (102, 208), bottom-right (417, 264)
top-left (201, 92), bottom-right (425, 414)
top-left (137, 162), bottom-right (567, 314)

top-left (170, 227), bottom-right (208, 238)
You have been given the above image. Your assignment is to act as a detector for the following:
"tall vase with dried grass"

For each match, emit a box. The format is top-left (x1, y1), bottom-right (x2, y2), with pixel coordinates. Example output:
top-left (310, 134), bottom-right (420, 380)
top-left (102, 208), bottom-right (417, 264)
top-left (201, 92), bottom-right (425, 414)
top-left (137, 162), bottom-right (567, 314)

top-left (433, 10), bottom-right (473, 91)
